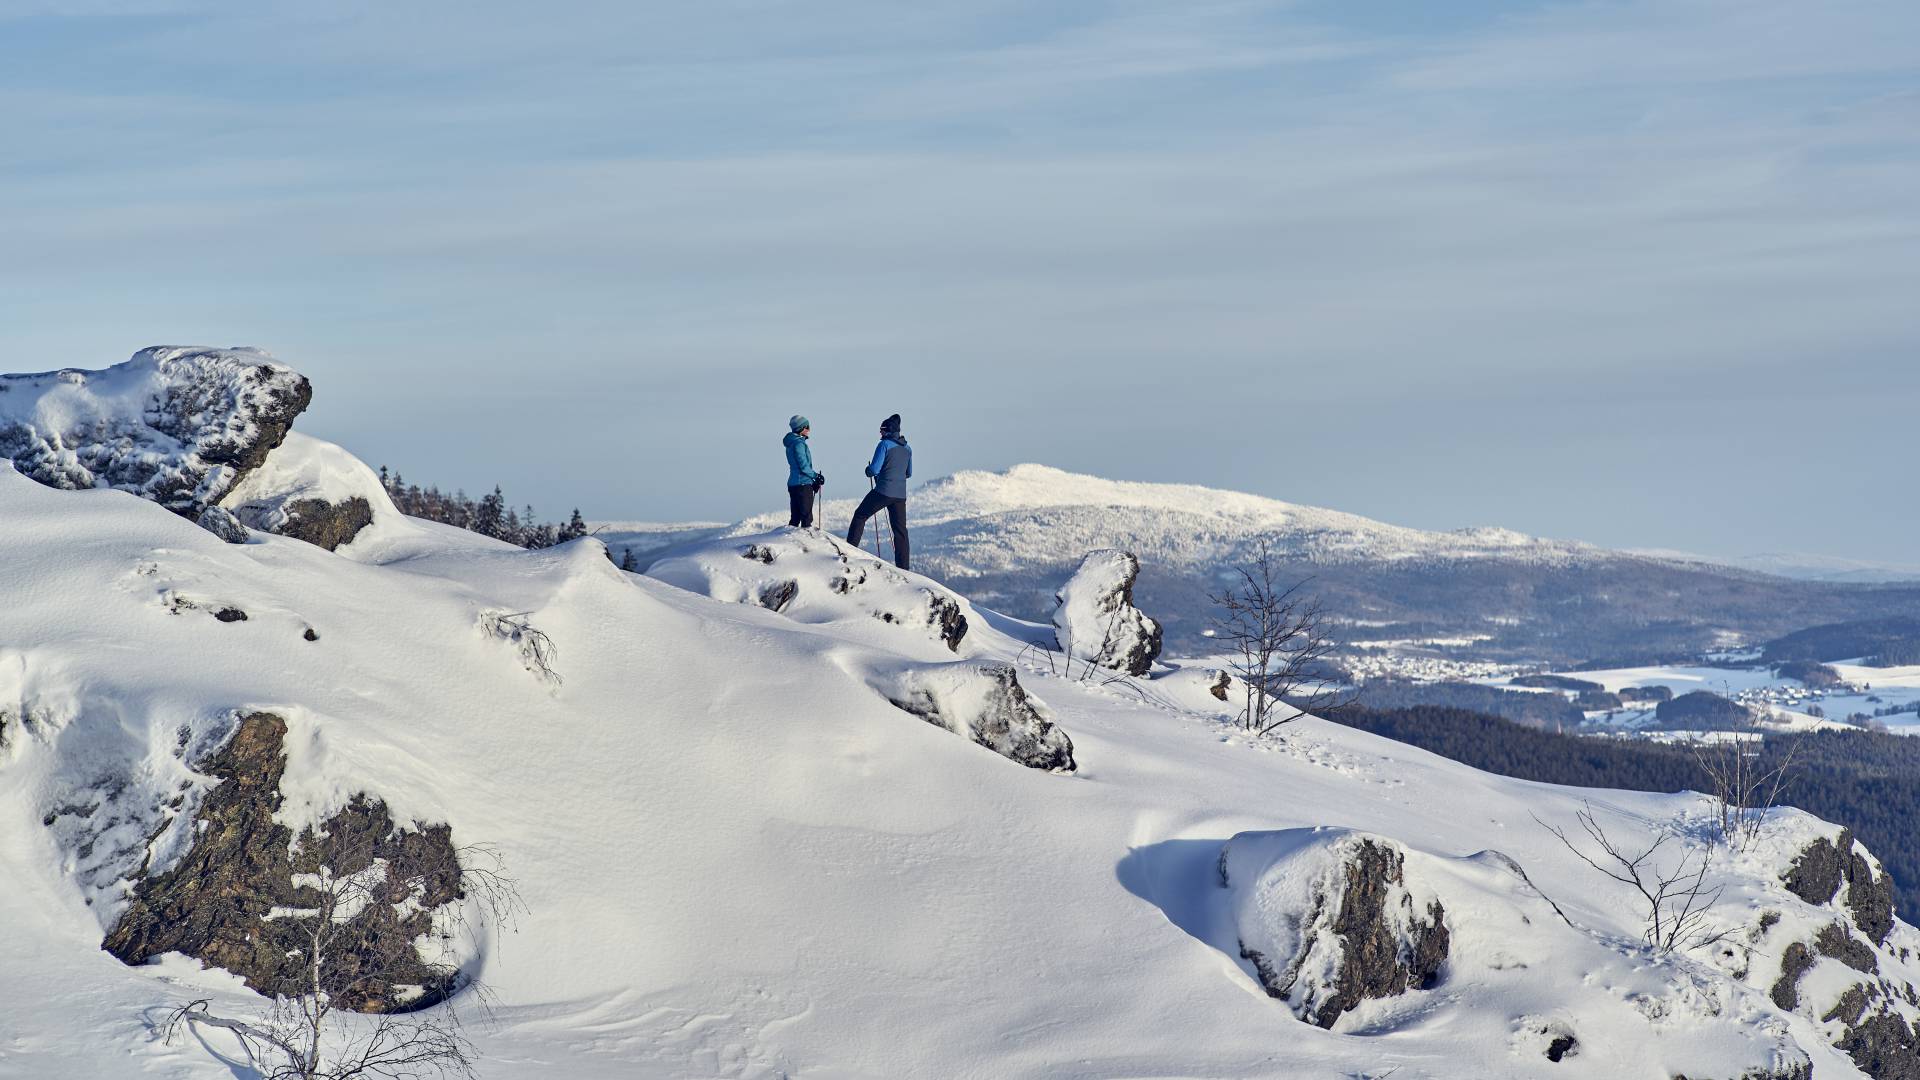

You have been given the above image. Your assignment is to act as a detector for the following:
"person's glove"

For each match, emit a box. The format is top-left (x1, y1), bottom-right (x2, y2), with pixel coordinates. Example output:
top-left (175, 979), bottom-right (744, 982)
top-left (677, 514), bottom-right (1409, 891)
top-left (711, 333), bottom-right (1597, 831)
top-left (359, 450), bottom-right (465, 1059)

top-left (812, 473), bottom-right (826, 489)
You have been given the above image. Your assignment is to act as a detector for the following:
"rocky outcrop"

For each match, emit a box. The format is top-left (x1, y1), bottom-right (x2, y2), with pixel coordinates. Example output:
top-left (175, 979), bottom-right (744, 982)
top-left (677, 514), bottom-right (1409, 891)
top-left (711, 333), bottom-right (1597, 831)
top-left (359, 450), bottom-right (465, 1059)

top-left (1756, 829), bottom-right (1920, 1079)
top-left (648, 530), bottom-right (972, 654)
top-left (1052, 549), bottom-right (1162, 676)
top-left (881, 662), bottom-right (1075, 772)
top-left (0, 347), bottom-right (310, 516)
top-left (265, 496), bottom-right (375, 552)
top-left (1783, 828), bottom-right (1895, 945)
top-left (1220, 829), bottom-right (1448, 1029)
top-left (101, 713), bottom-right (465, 1013)
top-left (195, 505), bottom-right (250, 544)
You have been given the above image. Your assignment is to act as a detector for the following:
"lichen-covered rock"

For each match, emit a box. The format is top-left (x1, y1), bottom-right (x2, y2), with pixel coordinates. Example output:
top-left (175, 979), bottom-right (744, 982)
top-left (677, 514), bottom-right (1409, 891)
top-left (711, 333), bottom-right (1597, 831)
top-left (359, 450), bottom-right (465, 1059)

top-left (1219, 829), bottom-right (1448, 1029)
top-left (1052, 549), bottom-right (1162, 676)
top-left (0, 347), bottom-right (310, 516)
top-left (195, 504), bottom-right (250, 544)
top-left (101, 713), bottom-right (465, 1013)
top-left (880, 661), bottom-right (1074, 772)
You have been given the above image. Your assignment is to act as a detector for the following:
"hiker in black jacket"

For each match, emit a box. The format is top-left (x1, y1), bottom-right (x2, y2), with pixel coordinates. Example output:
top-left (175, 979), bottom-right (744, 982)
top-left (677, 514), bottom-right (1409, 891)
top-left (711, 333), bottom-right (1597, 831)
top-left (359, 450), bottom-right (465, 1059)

top-left (847, 413), bottom-right (911, 569)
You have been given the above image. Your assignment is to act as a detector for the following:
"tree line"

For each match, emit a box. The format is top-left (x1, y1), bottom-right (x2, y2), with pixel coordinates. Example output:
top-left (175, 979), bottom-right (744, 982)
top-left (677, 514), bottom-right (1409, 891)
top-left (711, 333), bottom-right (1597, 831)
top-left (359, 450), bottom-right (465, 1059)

top-left (379, 467), bottom-right (589, 549)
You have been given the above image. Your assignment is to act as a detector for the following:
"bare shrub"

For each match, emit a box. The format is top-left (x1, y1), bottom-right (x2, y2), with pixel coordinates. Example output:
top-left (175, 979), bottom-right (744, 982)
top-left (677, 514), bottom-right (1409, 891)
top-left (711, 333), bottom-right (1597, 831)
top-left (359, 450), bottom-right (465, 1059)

top-left (160, 841), bottom-right (522, 1080)
top-left (1689, 734), bottom-right (1802, 852)
top-left (480, 610), bottom-right (560, 686)
top-left (1537, 803), bottom-right (1728, 953)
top-left (1208, 537), bottom-right (1347, 735)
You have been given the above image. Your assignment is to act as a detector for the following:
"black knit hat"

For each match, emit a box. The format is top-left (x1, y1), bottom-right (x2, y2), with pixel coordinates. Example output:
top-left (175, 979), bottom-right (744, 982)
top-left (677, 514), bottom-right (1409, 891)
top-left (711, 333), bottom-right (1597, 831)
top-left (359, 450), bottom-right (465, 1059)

top-left (880, 413), bottom-right (902, 436)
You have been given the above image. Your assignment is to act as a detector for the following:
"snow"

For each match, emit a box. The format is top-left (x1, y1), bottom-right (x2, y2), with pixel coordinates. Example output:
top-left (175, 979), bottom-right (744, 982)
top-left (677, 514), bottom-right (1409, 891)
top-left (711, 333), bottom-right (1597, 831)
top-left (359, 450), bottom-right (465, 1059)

top-left (0, 429), bottom-right (1913, 1077)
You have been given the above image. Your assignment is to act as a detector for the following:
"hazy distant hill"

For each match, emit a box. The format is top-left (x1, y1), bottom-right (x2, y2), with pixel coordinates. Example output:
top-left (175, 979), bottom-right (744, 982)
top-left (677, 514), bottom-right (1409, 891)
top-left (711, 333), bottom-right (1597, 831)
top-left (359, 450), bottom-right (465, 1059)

top-left (604, 464), bottom-right (1920, 664)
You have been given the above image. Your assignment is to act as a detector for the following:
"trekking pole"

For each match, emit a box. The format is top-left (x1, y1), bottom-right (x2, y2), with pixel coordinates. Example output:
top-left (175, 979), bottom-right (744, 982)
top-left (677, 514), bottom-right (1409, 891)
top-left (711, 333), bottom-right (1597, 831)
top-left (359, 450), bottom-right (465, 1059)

top-left (867, 476), bottom-right (885, 558)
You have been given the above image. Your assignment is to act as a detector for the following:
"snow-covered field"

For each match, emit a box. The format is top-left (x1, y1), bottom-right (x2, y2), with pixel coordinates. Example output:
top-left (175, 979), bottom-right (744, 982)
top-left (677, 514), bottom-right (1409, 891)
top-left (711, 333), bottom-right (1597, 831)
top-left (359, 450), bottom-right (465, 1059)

top-left (1519, 662), bottom-right (1920, 734)
top-left (4, 353), bottom-right (1918, 1078)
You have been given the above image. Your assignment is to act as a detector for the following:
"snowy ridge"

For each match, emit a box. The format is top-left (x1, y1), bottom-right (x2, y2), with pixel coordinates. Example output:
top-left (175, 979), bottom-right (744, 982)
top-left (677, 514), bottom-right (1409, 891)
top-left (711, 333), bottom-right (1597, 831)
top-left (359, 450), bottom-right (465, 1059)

top-left (717, 463), bottom-right (1608, 570)
top-left (5, 371), bottom-right (1920, 1076)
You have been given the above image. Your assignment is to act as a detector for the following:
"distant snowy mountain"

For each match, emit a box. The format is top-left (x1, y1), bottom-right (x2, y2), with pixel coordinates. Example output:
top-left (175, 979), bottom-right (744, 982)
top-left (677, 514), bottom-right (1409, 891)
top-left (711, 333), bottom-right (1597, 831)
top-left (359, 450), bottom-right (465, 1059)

top-left (606, 464), bottom-right (1920, 664)
top-left (10, 352), bottom-right (1920, 1079)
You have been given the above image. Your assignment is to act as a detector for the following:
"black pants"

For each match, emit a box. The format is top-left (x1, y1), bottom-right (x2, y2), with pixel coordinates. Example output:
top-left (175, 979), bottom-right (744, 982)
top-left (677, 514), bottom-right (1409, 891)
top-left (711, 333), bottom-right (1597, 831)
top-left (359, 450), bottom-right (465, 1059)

top-left (847, 491), bottom-right (909, 570)
top-left (787, 484), bottom-right (816, 528)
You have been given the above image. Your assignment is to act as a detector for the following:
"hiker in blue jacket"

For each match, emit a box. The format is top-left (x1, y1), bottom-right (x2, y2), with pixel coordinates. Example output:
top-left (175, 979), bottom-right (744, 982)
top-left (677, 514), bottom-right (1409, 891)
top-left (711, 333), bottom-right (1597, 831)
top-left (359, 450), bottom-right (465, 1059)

top-left (783, 415), bottom-right (824, 528)
top-left (847, 413), bottom-right (911, 569)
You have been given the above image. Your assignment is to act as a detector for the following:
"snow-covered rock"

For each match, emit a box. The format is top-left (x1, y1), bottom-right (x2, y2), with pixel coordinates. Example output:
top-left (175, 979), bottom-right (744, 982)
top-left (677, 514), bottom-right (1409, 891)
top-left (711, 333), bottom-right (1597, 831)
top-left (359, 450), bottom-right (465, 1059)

top-left (0, 347), bottom-right (310, 516)
top-left (1051, 548), bottom-right (1162, 676)
top-left (1220, 829), bottom-right (1448, 1029)
top-left (195, 504), bottom-right (250, 544)
top-left (1217, 826), bottom-right (1822, 1076)
top-left (873, 661), bottom-right (1074, 772)
top-left (648, 528), bottom-right (971, 656)
top-left (220, 432), bottom-right (398, 553)
top-left (99, 712), bottom-right (465, 1013)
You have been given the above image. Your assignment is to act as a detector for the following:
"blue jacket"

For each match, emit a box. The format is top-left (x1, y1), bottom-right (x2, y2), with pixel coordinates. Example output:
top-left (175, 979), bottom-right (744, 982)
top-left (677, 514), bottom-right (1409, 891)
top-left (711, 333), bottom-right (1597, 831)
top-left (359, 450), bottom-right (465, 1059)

top-left (784, 431), bottom-right (819, 487)
top-left (865, 435), bottom-right (912, 499)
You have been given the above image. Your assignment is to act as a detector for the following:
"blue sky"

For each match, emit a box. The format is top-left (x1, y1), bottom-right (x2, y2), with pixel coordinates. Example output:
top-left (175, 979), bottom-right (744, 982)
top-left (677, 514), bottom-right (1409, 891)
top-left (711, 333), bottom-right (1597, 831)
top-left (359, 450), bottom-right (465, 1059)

top-left (3, 0), bottom-right (1917, 561)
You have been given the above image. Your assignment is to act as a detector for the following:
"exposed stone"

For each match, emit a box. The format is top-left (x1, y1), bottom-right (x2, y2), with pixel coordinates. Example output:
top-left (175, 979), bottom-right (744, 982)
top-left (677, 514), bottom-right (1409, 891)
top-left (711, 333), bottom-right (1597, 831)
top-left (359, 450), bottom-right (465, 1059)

top-left (925, 591), bottom-right (968, 653)
top-left (102, 713), bottom-right (464, 1013)
top-left (1208, 670), bottom-right (1232, 702)
top-left (1817, 921), bottom-right (1880, 975)
top-left (195, 505), bottom-right (250, 544)
top-left (1546, 1032), bottom-right (1578, 1062)
top-left (303, 627), bottom-right (319, 642)
top-left (758, 580), bottom-right (798, 613)
top-left (1782, 829), bottom-right (1895, 946)
top-left (1834, 1009), bottom-right (1920, 1080)
top-left (213, 607), bottom-right (248, 623)
top-left (268, 496), bottom-right (374, 551)
top-left (1771, 942), bottom-right (1814, 1010)
top-left (1052, 549), bottom-right (1162, 676)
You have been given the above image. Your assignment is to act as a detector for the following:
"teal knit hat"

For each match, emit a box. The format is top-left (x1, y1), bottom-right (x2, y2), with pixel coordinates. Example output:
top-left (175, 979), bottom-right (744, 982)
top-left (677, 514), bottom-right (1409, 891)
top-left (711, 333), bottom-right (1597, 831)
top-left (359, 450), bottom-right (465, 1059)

top-left (789, 415), bottom-right (810, 433)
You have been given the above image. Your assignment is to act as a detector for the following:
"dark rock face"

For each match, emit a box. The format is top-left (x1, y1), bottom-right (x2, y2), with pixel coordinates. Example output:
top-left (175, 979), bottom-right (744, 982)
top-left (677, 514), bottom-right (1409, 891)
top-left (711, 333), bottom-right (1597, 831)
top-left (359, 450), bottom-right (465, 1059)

top-left (1835, 1010), bottom-right (1920, 1080)
top-left (885, 663), bottom-right (1075, 772)
top-left (1771, 942), bottom-right (1815, 1010)
top-left (0, 348), bottom-right (311, 517)
top-left (1208, 670), bottom-right (1232, 702)
top-left (213, 607), bottom-right (248, 623)
top-left (102, 713), bottom-right (464, 1013)
top-left (269, 496), bottom-right (375, 552)
top-left (758, 580), bottom-right (798, 613)
top-left (925, 591), bottom-right (968, 653)
top-left (1817, 921), bottom-right (1880, 974)
top-left (1300, 839), bottom-right (1448, 1029)
top-left (1783, 829), bottom-right (1895, 945)
top-left (196, 505), bottom-right (250, 544)
top-left (1545, 1032), bottom-right (1578, 1062)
